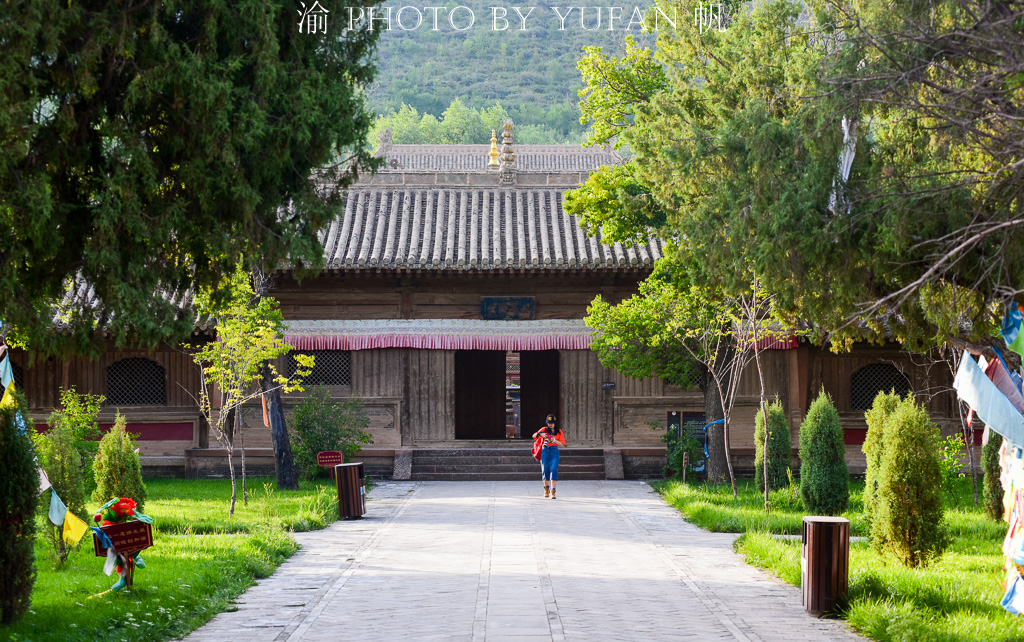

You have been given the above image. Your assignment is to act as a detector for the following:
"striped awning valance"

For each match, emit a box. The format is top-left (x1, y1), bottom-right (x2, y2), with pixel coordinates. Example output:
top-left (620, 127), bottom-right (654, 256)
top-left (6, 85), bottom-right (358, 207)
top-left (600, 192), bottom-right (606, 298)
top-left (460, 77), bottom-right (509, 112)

top-left (283, 319), bottom-right (594, 351)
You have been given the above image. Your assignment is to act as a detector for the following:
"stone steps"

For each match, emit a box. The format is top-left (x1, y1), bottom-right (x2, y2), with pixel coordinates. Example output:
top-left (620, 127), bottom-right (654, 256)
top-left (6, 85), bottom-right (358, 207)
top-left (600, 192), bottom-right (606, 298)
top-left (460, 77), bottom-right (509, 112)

top-left (409, 448), bottom-right (607, 481)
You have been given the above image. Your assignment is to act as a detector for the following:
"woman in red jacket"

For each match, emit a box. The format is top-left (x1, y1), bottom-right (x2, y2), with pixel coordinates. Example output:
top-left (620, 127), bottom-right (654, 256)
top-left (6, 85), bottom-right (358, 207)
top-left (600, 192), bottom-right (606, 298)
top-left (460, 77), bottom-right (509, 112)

top-left (533, 414), bottom-right (565, 498)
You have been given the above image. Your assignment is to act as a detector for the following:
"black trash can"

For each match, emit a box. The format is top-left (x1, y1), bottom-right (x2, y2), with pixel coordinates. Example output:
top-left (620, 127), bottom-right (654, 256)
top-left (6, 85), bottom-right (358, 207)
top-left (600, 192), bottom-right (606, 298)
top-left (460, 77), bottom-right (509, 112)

top-left (336, 462), bottom-right (366, 519)
top-left (801, 516), bottom-right (849, 614)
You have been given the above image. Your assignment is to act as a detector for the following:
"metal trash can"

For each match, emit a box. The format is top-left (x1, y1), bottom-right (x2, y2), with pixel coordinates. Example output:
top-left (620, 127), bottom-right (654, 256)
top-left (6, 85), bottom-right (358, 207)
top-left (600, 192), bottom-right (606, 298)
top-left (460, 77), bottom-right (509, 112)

top-left (335, 462), bottom-right (366, 519)
top-left (801, 516), bottom-right (850, 614)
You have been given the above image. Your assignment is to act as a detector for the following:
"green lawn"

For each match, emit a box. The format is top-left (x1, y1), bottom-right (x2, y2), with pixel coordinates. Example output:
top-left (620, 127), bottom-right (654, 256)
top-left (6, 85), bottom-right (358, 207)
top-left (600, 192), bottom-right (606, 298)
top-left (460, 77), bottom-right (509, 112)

top-left (654, 477), bottom-right (1024, 641)
top-left (3, 476), bottom-right (338, 641)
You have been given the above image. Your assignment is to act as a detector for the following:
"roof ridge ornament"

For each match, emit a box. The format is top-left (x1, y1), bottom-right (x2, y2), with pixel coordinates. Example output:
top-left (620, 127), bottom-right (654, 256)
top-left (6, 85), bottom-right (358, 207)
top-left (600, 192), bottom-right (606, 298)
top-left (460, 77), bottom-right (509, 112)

top-left (499, 120), bottom-right (516, 184)
top-left (488, 129), bottom-right (500, 169)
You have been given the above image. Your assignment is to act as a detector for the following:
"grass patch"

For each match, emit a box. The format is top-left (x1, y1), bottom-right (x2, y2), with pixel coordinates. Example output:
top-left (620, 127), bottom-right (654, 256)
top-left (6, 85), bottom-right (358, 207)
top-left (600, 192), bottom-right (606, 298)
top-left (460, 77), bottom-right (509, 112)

top-left (656, 477), bottom-right (1023, 640)
top-left (3, 476), bottom-right (341, 641)
top-left (652, 477), bottom-right (867, 535)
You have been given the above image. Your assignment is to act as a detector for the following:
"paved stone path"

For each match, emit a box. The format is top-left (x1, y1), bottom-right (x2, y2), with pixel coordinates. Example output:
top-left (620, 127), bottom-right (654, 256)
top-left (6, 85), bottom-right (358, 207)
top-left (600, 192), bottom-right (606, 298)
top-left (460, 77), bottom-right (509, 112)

top-left (186, 481), bottom-right (863, 641)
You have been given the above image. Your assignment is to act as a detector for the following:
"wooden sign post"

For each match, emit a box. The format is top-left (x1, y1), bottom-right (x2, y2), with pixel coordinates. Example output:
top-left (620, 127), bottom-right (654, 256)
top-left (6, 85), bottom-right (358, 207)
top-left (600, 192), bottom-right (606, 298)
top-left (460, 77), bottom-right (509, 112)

top-left (93, 521), bottom-right (154, 591)
top-left (317, 451), bottom-right (345, 480)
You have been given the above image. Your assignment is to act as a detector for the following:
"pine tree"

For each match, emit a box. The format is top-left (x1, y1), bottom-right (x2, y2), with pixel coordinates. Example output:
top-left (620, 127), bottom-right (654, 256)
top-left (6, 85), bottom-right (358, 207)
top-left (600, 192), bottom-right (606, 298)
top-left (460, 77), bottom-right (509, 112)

top-left (799, 390), bottom-right (849, 515)
top-left (755, 398), bottom-right (791, 494)
top-left (92, 414), bottom-right (147, 513)
top-left (0, 393), bottom-right (39, 624)
top-left (862, 390), bottom-right (902, 533)
top-left (872, 396), bottom-right (947, 567)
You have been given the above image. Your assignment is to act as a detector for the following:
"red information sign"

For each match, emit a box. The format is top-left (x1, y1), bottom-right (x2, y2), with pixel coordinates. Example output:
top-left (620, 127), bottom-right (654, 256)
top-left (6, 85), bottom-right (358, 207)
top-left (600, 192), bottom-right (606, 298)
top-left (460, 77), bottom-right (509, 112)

top-left (317, 451), bottom-right (345, 468)
top-left (93, 521), bottom-right (154, 557)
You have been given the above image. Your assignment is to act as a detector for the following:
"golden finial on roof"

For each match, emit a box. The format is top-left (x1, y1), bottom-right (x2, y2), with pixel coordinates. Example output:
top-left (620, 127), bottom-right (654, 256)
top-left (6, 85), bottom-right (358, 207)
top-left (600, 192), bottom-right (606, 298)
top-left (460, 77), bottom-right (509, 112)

top-left (488, 129), bottom-right (499, 168)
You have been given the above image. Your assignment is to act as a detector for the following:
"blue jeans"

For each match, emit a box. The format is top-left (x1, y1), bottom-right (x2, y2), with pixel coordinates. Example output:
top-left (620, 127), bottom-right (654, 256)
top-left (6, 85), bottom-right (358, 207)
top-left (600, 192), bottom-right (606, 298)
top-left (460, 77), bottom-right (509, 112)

top-left (540, 446), bottom-right (560, 481)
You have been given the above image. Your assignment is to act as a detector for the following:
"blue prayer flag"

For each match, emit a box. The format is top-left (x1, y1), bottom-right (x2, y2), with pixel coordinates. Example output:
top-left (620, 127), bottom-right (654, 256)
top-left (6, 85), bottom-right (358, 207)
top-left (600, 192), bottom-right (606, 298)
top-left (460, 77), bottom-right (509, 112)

top-left (48, 489), bottom-right (67, 527)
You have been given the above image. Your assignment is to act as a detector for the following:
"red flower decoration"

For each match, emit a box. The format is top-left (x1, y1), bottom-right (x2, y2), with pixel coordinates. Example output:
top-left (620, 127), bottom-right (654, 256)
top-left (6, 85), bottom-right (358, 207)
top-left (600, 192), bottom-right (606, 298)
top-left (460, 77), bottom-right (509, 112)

top-left (111, 498), bottom-right (136, 517)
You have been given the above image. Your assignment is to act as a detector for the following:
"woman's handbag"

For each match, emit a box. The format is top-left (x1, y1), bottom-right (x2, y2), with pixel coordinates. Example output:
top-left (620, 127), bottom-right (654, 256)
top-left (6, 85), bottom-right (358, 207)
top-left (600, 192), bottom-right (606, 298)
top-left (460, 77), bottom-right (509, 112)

top-left (532, 436), bottom-right (543, 461)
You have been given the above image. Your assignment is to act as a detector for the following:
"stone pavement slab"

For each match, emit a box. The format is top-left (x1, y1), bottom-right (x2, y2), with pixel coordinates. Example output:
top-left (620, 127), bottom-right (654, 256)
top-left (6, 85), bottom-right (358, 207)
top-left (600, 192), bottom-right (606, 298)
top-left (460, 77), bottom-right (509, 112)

top-left (185, 481), bottom-right (863, 641)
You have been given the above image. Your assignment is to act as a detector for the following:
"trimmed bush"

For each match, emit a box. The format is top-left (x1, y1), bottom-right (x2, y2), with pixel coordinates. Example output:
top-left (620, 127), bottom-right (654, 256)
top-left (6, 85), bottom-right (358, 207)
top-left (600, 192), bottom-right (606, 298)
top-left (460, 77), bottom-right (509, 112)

top-left (983, 434), bottom-right (1005, 522)
top-left (292, 385), bottom-right (373, 479)
top-left (0, 392), bottom-right (39, 625)
top-left (754, 398), bottom-right (791, 493)
top-left (92, 413), bottom-right (147, 513)
top-left (33, 416), bottom-right (88, 565)
top-left (799, 390), bottom-right (849, 515)
top-left (862, 390), bottom-right (901, 534)
top-left (873, 396), bottom-right (947, 567)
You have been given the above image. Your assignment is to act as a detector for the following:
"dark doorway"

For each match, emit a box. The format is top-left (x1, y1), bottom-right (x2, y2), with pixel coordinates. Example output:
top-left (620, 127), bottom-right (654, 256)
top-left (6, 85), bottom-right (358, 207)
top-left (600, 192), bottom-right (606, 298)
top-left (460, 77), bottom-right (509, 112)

top-left (520, 350), bottom-right (561, 439)
top-left (455, 350), bottom-right (506, 439)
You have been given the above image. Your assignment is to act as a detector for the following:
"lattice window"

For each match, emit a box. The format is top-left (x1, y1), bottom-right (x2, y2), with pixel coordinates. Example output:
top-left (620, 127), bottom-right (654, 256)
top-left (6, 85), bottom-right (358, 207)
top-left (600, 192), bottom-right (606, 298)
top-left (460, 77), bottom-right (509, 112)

top-left (289, 350), bottom-right (351, 386)
top-left (106, 358), bottom-right (166, 405)
top-left (851, 364), bottom-right (911, 411)
top-left (12, 364), bottom-right (24, 391)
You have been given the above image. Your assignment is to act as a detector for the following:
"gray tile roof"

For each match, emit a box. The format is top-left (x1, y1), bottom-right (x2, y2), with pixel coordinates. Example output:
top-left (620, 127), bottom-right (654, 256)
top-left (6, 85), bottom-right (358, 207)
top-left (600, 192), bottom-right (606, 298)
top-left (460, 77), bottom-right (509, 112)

top-left (378, 144), bottom-right (623, 172)
top-left (320, 186), bottom-right (664, 271)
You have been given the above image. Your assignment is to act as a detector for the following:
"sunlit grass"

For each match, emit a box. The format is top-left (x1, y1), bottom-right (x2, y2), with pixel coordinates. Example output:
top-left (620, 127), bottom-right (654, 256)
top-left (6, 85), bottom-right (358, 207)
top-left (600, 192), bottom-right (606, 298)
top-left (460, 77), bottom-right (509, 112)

top-left (656, 476), bottom-right (1024, 640)
top-left (3, 476), bottom-right (342, 641)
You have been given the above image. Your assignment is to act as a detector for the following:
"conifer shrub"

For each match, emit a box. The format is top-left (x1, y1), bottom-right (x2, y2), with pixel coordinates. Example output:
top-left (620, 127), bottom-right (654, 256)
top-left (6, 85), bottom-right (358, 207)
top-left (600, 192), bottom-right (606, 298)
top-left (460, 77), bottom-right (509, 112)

top-left (872, 396), bottom-right (947, 567)
top-left (92, 413), bottom-right (147, 512)
top-left (983, 434), bottom-right (1005, 522)
top-left (799, 390), bottom-right (849, 515)
top-left (292, 385), bottom-right (373, 478)
top-left (33, 418), bottom-right (88, 564)
top-left (754, 398), bottom-right (791, 493)
top-left (0, 393), bottom-right (39, 625)
top-left (862, 390), bottom-right (902, 534)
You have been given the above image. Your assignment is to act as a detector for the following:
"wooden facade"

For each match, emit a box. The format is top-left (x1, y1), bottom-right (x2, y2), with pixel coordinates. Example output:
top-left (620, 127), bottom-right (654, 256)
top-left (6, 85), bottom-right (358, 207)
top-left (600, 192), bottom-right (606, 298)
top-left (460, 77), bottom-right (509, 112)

top-left (9, 141), bottom-right (966, 478)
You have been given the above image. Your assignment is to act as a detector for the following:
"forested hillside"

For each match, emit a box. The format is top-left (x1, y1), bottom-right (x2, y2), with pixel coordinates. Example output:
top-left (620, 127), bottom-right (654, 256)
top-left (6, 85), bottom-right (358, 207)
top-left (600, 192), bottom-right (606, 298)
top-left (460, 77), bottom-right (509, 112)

top-left (364, 0), bottom-right (655, 143)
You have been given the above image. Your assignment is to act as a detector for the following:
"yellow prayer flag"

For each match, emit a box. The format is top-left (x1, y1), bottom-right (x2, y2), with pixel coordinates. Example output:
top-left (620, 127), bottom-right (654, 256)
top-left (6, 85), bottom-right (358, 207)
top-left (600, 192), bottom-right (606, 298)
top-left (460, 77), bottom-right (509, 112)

top-left (62, 512), bottom-right (89, 547)
top-left (0, 381), bottom-right (15, 410)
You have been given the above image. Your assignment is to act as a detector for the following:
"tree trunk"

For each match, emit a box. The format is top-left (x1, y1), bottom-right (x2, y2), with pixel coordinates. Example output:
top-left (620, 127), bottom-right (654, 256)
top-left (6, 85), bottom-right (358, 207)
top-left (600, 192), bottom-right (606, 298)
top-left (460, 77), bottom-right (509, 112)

top-left (226, 441), bottom-right (237, 517)
top-left (238, 405), bottom-right (247, 506)
top-left (959, 401), bottom-right (978, 505)
top-left (752, 345), bottom-right (768, 509)
top-left (263, 367), bottom-right (299, 490)
top-left (703, 371), bottom-right (728, 484)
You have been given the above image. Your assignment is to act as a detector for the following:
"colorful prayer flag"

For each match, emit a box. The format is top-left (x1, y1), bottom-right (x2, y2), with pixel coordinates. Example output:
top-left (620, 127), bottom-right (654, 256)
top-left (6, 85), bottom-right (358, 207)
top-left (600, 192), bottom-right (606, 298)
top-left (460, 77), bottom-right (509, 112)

top-left (38, 468), bottom-right (51, 494)
top-left (955, 351), bottom-right (1024, 448)
top-left (0, 346), bottom-right (15, 410)
top-left (62, 511), bottom-right (89, 547)
top-left (48, 489), bottom-right (67, 526)
top-left (1003, 302), bottom-right (1024, 345)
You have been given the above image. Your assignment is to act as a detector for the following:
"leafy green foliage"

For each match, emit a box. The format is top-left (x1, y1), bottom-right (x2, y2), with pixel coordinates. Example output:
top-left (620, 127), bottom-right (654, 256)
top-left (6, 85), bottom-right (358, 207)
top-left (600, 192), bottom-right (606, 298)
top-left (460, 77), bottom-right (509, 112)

top-left (370, 99), bottom-right (584, 145)
top-left (872, 396), bottom-right (947, 567)
top-left (191, 267), bottom-right (313, 515)
top-left (0, 0), bottom-right (383, 353)
top-left (45, 388), bottom-right (104, 490)
top-left (862, 390), bottom-right (901, 533)
top-left (982, 435), bottom-right (1004, 522)
top-left (91, 414), bottom-right (147, 513)
top-left (292, 385), bottom-right (373, 479)
top-left (0, 393), bottom-right (38, 625)
top-left (938, 434), bottom-right (967, 506)
top-left (577, 35), bottom-right (668, 149)
top-left (660, 421), bottom-right (704, 478)
top-left (32, 418), bottom-right (88, 565)
top-left (754, 398), bottom-right (791, 494)
top-left (567, 0), bottom-right (1012, 350)
top-left (366, 1), bottom-right (650, 141)
top-left (799, 390), bottom-right (849, 515)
